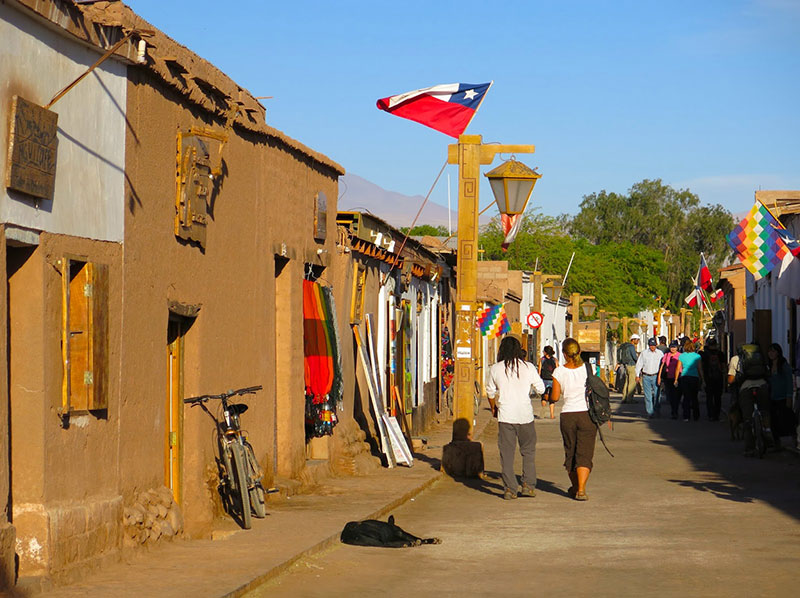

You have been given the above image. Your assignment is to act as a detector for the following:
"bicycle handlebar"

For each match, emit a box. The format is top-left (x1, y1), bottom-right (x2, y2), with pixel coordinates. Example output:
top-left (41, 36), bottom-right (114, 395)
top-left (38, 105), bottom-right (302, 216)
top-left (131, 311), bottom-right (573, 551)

top-left (184, 385), bottom-right (263, 404)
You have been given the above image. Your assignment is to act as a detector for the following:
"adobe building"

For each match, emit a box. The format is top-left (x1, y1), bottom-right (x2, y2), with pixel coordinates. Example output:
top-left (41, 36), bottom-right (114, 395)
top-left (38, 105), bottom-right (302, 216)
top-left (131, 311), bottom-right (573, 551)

top-left (1, 0), bottom-right (343, 588)
top-left (717, 262), bottom-right (746, 357)
top-left (334, 212), bottom-right (452, 446)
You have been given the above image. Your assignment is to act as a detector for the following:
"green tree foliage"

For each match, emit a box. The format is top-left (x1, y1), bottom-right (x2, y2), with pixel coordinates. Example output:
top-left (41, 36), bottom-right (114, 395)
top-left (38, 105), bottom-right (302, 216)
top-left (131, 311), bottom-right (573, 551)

top-left (480, 211), bottom-right (668, 316)
top-left (569, 180), bottom-right (733, 308)
top-left (400, 224), bottom-right (449, 236)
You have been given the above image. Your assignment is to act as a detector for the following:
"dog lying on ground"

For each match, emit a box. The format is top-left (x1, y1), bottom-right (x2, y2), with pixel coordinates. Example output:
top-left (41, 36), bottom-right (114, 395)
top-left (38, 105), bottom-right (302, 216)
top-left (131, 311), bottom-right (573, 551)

top-left (340, 515), bottom-right (442, 548)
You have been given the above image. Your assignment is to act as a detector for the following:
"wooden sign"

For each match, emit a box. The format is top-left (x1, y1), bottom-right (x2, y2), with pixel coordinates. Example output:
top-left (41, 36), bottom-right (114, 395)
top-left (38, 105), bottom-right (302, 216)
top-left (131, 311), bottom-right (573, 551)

top-left (5, 96), bottom-right (58, 201)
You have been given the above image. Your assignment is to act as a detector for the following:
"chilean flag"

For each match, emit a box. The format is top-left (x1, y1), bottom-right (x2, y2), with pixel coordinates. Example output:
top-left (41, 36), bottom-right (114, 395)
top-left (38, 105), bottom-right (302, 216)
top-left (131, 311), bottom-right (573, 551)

top-left (376, 82), bottom-right (492, 138)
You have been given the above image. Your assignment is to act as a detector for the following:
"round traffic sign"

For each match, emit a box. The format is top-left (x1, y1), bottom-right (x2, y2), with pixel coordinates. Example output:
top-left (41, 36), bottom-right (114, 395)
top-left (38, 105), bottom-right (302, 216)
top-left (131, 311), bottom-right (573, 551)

top-left (527, 311), bottom-right (544, 329)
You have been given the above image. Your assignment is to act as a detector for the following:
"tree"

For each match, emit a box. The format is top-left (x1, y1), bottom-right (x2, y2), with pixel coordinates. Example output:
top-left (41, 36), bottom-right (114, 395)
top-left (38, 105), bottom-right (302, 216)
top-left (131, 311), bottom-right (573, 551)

top-left (480, 210), bottom-right (668, 316)
top-left (569, 179), bottom-right (733, 308)
top-left (399, 224), bottom-right (449, 236)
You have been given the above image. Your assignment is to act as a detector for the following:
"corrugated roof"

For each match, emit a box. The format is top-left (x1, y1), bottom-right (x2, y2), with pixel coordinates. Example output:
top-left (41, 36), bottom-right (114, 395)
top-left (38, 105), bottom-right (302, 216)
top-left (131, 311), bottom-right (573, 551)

top-left (12, 0), bottom-right (344, 175)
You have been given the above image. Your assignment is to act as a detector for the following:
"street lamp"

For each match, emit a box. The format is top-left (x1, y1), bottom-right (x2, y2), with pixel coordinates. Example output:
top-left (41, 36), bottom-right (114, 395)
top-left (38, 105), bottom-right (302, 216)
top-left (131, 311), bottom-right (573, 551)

top-left (484, 158), bottom-right (542, 215)
top-left (580, 298), bottom-right (598, 319)
top-left (542, 279), bottom-right (563, 302)
top-left (447, 135), bottom-right (536, 444)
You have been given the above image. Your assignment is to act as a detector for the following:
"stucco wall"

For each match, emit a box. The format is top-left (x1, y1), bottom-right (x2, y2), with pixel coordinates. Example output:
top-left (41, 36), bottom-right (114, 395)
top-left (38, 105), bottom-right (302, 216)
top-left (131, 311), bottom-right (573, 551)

top-left (8, 233), bottom-right (122, 579)
top-left (120, 69), bottom-right (340, 536)
top-left (0, 3), bottom-right (125, 242)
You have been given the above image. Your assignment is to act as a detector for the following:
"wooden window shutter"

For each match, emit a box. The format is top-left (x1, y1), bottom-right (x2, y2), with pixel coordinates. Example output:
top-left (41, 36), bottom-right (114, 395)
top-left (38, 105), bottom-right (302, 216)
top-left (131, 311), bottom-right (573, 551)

top-left (88, 262), bottom-right (109, 410)
top-left (61, 259), bottom-right (109, 414)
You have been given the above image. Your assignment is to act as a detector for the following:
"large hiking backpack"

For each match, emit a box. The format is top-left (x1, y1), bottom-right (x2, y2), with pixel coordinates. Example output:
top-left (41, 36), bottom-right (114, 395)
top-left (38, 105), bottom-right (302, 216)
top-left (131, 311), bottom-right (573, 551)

top-left (584, 363), bottom-right (614, 457)
top-left (738, 344), bottom-right (767, 381)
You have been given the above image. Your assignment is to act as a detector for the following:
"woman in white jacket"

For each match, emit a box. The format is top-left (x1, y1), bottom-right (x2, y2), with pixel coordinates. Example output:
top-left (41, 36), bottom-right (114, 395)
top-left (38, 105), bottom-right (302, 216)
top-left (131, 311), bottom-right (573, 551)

top-left (486, 336), bottom-right (546, 500)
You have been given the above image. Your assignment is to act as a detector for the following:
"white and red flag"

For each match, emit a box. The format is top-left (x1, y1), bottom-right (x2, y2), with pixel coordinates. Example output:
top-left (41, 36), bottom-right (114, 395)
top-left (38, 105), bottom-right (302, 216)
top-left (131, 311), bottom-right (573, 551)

top-left (376, 82), bottom-right (492, 138)
top-left (500, 213), bottom-right (522, 252)
top-left (698, 254), bottom-right (713, 291)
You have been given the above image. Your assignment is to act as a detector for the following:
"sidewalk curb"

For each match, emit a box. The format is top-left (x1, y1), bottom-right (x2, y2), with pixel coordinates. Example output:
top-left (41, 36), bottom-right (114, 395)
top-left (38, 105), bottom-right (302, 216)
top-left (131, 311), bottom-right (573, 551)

top-left (222, 412), bottom-right (493, 597)
top-left (221, 469), bottom-right (444, 598)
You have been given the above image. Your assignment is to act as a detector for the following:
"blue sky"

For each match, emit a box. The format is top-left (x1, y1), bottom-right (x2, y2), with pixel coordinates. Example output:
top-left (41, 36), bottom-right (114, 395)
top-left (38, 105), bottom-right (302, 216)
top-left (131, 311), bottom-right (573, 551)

top-left (127, 0), bottom-right (800, 217)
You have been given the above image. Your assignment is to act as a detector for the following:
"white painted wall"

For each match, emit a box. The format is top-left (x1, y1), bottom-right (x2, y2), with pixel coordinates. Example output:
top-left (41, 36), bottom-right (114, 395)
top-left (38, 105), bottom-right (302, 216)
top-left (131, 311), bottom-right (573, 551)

top-left (0, 4), bottom-right (126, 242)
top-left (540, 298), bottom-right (568, 357)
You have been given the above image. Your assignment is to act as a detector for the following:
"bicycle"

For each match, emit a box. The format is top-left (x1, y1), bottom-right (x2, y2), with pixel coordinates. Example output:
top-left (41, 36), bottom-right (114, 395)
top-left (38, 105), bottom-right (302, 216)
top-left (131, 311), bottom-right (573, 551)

top-left (741, 385), bottom-right (770, 458)
top-left (184, 385), bottom-right (269, 529)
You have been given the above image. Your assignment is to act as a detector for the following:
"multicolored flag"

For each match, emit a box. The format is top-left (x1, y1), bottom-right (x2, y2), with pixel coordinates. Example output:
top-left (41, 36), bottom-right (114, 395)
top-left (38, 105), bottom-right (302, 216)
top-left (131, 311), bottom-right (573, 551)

top-left (476, 303), bottom-right (511, 338)
top-left (376, 82), bottom-right (492, 138)
top-left (709, 288), bottom-right (724, 303)
top-left (727, 201), bottom-right (790, 280)
top-left (500, 213), bottom-right (522, 252)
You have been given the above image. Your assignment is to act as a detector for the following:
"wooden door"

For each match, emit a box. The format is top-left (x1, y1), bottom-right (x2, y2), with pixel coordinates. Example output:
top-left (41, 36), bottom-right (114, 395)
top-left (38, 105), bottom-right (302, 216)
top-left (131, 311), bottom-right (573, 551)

top-left (165, 319), bottom-right (184, 503)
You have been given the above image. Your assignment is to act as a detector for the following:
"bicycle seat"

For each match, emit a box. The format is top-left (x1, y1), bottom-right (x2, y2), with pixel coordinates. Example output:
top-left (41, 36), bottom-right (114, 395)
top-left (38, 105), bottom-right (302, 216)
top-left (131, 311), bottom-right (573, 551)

top-left (228, 403), bottom-right (249, 415)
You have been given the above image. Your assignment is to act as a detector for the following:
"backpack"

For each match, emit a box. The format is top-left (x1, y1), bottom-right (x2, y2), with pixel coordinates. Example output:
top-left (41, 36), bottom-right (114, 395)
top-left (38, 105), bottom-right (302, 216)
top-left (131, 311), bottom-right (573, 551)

top-left (705, 350), bottom-right (724, 380)
top-left (738, 344), bottom-right (767, 381)
top-left (584, 363), bottom-right (614, 457)
top-left (617, 342), bottom-right (636, 366)
top-left (540, 357), bottom-right (556, 380)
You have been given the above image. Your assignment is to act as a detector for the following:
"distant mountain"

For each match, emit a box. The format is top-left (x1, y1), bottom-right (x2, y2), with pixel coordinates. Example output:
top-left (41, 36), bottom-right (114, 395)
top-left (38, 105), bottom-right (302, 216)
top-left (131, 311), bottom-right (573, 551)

top-left (337, 173), bottom-right (473, 230)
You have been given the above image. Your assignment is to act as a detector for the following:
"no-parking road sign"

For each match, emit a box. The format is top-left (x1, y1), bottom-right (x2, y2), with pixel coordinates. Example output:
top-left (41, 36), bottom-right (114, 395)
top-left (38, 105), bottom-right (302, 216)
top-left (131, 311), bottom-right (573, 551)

top-left (527, 311), bottom-right (544, 329)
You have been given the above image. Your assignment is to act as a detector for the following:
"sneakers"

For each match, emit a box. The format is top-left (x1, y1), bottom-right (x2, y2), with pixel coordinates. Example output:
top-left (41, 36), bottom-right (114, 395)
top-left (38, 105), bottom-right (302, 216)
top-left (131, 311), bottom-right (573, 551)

top-left (519, 483), bottom-right (536, 497)
top-left (503, 488), bottom-right (518, 500)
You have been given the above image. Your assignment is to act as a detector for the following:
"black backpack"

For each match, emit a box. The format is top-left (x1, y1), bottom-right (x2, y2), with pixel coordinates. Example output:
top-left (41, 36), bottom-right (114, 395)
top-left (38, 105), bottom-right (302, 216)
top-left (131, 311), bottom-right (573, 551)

top-left (584, 363), bottom-right (614, 457)
top-left (738, 344), bottom-right (767, 381)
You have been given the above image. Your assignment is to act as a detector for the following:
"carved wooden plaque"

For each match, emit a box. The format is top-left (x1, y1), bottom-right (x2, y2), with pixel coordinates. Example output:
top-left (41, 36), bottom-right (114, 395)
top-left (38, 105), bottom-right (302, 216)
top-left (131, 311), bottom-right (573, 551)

top-left (5, 96), bottom-right (58, 200)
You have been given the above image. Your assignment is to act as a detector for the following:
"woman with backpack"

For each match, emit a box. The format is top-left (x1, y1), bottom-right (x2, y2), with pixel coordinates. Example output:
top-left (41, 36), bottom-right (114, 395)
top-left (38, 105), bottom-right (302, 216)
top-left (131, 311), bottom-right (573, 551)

top-left (550, 338), bottom-right (596, 501)
top-left (538, 345), bottom-right (559, 419)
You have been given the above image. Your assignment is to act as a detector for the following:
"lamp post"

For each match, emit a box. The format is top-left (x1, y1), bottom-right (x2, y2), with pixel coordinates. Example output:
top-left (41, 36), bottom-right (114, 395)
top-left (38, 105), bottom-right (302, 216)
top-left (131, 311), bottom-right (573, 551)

top-left (447, 135), bottom-right (538, 440)
top-left (569, 293), bottom-right (595, 337)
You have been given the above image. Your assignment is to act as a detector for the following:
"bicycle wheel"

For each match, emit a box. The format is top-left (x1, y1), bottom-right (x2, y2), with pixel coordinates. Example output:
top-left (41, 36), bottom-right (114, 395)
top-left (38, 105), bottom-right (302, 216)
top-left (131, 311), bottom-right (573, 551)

top-left (245, 442), bottom-right (267, 518)
top-left (753, 409), bottom-right (766, 459)
top-left (229, 443), bottom-right (252, 529)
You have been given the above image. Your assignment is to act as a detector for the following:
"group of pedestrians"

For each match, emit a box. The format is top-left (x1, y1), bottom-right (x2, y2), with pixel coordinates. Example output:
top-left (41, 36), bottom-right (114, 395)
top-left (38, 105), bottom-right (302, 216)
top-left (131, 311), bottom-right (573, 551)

top-left (620, 333), bottom-right (727, 422)
top-left (623, 333), bottom-right (796, 455)
top-left (485, 336), bottom-right (598, 502)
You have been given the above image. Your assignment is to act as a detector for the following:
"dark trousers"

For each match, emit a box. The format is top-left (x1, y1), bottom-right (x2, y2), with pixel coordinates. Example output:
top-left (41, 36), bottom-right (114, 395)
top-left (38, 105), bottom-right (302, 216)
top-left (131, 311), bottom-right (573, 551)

top-left (680, 376), bottom-right (700, 420)
top-left (739, 383), bottom-right (770, 452)
top-left (705, 378), bottom-right (723, 420)
top-left (498, 421), bottom-right (537, 491)
top-left (663, 378), bottom-right (681, 418)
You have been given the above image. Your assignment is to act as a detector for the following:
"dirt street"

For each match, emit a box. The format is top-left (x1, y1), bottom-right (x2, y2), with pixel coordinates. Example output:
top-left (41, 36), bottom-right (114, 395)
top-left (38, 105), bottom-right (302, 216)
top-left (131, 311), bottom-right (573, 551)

top-left (250, 401), bottom-right (800, 598)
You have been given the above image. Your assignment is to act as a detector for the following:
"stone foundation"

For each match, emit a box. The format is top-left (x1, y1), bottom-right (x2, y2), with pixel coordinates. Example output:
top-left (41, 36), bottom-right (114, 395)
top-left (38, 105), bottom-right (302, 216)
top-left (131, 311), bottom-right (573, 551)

top-left (122, 486), bottom-right (184, 548)
top-left (329, 419), bottom-right (381, 476)
top-left (14, 496), bottom-right (123, 586)
top-left (0, 521), bottom-right (15, 591)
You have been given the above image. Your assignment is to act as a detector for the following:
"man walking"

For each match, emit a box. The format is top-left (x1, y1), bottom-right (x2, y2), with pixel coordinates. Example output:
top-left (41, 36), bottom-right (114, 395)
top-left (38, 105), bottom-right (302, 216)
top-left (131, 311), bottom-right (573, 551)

top-left (619, 334), bottom-right (640, 403)
top-left (636, 338), bottom-right (665, 418)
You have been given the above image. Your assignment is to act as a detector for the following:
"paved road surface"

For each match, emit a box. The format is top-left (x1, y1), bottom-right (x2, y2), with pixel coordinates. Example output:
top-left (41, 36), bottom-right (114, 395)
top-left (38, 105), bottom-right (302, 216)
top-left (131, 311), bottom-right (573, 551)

top-left (249, 400), bottom-right (800, 597)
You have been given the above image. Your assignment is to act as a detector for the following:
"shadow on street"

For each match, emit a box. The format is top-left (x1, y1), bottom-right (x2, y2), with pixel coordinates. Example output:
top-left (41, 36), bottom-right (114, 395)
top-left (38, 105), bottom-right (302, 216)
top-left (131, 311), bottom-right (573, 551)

top-left (616, 391), bottom-right (800, 520)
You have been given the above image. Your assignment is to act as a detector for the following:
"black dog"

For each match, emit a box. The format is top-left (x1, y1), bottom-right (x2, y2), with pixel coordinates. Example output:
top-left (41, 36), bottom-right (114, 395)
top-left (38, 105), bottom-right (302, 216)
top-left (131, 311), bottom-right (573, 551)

top-left (340, 515), bottom-right (441, 548)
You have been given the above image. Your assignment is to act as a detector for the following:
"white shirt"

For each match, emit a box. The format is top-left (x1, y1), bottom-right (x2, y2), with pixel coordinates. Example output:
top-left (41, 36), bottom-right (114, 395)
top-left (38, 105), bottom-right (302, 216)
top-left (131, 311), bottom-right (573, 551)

top-left (552, 364), bottom-right (589, 413)
top-left (635, 347), bottom-right (664, 377)
top-left (486, 360), bottom-right (546, 424)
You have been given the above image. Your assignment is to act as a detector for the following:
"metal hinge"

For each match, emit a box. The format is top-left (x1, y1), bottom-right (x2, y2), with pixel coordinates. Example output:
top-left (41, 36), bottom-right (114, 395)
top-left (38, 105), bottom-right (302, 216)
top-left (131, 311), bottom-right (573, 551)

top-left (84, 371), bottom-right (93, 385)
top-left (83, 283), bottom-right (93, 297)
top-left (169, 431), bottom-right (177, 447)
